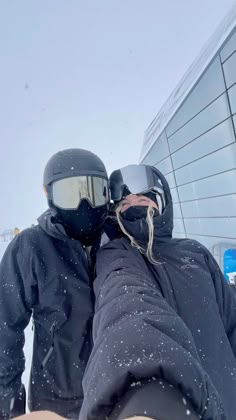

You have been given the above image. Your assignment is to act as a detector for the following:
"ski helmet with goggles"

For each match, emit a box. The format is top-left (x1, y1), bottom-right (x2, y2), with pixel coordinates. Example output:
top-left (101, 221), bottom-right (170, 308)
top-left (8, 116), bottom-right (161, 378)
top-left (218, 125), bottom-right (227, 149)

top-left (109, 164), bottom-right (166, 214)
top-left (43, 149), bottom-right (109, 242)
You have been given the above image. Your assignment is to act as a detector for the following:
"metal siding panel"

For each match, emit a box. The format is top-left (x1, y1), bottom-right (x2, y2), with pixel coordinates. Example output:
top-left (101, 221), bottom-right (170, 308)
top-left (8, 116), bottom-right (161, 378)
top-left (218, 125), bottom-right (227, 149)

top-left (181, 195), bottom-right (236, 218)
top-left (220, 29), bottom-right (236, 62)
top-left (174, 218), bottom-right (185, 233)
top-left (171, 118), bottom-right (234, 170)
top-left (228, 84), bottom-right (236, 114)
top-left (173, 232), bottom-right (186, 238)
top-left (223, 51), bottom-right (236, 87)
top-left (184, 217), bottom-right (236, 238)
top-left (165, 172), bottom-right (176, 189)
top-left (142, 132), bottom-right (169, 166)
top-left (178, 169), bottom-right (236, 201)
top-left (171, 187), bottom-right (179, 204)
top-left (173, 203), bottom-right (182, 219)
top-left (168, 93), bottom-right (230, 153)
top-left (175, 143), bottom-right (236, 186)
top-left (166, 57), bottom-right (225, 136)
top-left (234, 114), bottom-right (236, 132)
top-left (154, 156), bottom-right (172, 175)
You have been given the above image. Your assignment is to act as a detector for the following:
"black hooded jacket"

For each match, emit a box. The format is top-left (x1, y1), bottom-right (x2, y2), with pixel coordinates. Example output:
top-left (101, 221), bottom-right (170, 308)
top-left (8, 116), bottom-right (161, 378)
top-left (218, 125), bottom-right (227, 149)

top-left (0, 210), bottom-right (94, 419)
top-left (80, 168), bottom-right (236, 420)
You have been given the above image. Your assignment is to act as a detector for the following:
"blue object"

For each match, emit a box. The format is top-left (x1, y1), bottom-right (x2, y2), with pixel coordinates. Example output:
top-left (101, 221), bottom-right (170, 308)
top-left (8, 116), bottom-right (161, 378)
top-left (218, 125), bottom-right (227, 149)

top-left (223, 248), bottom-right (236, 284)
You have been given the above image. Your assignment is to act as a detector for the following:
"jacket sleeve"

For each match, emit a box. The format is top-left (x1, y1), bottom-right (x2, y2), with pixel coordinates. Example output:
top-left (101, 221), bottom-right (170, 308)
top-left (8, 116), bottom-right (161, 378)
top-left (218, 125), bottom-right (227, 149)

top-left (0, 234), bottom-right (36, 419)
top-left (202, 245), bottom-right (236, 357)
top-left (80, 239), bottom-right (223, 420)
top-left (109, 379), bottom-right (199, 420)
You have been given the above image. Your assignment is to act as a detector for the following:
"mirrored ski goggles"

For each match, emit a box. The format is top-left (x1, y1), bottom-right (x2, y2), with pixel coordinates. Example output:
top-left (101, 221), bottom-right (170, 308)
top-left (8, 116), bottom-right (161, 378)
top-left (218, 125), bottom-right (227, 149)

top-left (109, 164), bottom-right (164, 202)
top-left (52, 176), bottom-right (109, 210)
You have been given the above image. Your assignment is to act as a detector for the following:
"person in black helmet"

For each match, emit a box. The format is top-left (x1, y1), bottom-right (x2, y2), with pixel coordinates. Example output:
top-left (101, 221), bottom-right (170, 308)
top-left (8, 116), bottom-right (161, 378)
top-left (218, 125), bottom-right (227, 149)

top-left (0, 148), bottom-right (109, 420)
top-left (80, 164), bottom-right (236, 420)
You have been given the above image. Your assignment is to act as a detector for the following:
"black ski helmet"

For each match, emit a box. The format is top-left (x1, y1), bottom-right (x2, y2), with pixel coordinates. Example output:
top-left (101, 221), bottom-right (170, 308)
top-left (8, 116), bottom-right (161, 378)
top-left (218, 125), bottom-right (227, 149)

top-left (43, 148), bottom-right (108, 189)
top-left (43, 148), bottom-right (109, 243)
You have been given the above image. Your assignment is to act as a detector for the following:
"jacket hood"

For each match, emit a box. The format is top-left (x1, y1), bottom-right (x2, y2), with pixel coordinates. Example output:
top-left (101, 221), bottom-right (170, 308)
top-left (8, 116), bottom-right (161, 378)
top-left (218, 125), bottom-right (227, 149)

top-left (151, 166), bottom-right (173, 241)
top-left (37, 209), bottom-right (70, 241)
top-left (117, 166), bottom-right (174, 246)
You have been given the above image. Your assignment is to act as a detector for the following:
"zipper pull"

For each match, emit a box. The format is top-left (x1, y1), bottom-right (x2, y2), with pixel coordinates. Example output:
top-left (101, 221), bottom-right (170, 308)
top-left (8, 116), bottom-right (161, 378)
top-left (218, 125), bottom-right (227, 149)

top-left (41, 345), bottom-right (54, 370)
top-left (41, 320), bottom-right (57, 370)
top-left (49, 320), bottom-right (57, 338)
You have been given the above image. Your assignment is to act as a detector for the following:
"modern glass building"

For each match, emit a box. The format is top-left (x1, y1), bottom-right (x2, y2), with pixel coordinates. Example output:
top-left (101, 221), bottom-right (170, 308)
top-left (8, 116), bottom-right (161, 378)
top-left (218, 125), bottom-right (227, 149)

top-left (140, 5), bottom-right (236, 271)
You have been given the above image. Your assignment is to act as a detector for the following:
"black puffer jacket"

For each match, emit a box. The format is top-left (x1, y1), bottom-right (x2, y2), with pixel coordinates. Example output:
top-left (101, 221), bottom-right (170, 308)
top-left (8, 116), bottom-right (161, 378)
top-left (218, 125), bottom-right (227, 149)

top-left (0, 210), bottom-right (94, 419)
top-left (80, 168), bottom-right (236, 420)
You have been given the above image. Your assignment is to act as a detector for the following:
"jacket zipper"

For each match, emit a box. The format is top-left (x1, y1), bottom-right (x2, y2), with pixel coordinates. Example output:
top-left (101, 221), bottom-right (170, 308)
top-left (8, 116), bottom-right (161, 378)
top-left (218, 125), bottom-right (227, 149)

top-left (41, 320), bottom-right (57, 370)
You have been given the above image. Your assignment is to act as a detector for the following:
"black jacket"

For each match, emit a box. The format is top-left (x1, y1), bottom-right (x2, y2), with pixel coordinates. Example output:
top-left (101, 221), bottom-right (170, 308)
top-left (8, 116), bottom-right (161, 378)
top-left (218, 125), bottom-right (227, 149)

top-left (0, 210), bottom-right (94, 419)
top-left (80, 169), bottom-right (236, 420)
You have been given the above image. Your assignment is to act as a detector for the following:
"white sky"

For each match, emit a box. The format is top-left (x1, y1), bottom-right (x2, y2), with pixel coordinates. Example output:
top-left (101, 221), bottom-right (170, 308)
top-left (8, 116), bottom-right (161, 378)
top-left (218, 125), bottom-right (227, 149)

top-left (1, 0), bottom-right (236, 229)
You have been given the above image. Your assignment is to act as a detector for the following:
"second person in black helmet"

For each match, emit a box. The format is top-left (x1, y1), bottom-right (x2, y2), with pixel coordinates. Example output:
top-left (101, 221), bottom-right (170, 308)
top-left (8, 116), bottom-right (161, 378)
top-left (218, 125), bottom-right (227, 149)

top-left (80, 164), bottom-right (236, 420)
top-left (0, 149), bottom-right (109, 420)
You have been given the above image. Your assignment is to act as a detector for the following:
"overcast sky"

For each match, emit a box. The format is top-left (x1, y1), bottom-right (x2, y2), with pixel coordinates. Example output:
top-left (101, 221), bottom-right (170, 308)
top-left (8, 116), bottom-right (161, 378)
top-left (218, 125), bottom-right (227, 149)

top-left (1, 0), bottom-right (236, 230)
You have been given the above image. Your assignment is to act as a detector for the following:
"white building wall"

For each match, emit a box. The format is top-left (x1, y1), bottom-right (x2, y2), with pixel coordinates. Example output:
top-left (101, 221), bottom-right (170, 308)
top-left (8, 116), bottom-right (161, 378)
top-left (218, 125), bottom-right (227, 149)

top-left (141, 28), bottom-right (236, 266)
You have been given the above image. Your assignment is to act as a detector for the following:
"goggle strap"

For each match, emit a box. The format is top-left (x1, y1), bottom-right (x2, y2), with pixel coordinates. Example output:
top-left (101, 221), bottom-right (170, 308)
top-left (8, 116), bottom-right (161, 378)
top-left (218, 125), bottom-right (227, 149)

top-left (151, 189), bottom-right (166, 215)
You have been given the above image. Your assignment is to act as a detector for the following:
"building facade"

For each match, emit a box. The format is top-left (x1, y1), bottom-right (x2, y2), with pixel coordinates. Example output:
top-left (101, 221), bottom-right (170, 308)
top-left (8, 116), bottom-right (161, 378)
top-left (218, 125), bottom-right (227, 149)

top-left (140, 5), bottom-right (236, 270)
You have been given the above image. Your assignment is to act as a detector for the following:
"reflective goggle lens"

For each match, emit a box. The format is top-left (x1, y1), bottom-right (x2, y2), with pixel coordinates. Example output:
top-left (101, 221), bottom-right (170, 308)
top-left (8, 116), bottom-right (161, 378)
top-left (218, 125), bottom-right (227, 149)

top-left (52, 176), bottom-right (109, 210)
top-left (109, 165), bottom-right (164, 202)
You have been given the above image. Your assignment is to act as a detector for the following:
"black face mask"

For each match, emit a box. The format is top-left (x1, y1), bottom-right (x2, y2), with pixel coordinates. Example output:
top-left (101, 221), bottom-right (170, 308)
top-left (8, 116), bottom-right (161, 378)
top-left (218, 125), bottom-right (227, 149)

top-left (121, 206), bottom-right (151, 222)
top-left (54, 199), bottom-right (107, 245)
top-left (121, 206), bottom-right (159, 247)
